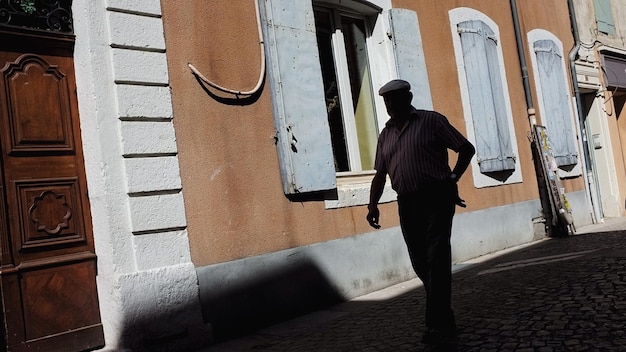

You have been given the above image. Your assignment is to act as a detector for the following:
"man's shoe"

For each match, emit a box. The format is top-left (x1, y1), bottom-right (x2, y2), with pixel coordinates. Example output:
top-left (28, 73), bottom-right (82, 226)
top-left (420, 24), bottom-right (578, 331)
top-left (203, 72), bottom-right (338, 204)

top-left (422, 329), bottom-right (446, 344)
top-left (421, 327), bottom-right (459, 345)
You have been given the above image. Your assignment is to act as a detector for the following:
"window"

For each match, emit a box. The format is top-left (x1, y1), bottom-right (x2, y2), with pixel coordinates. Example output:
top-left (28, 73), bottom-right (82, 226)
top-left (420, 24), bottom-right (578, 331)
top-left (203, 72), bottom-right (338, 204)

top-left (594, 0), bottom-right (615, 35)
top-left (260, 0), bottom-right (432, 202)
top-left (314, 7), bottom-right (379, 172)
top-left (449, 8), bottom-right (522, 187)
top-left (528, 30), bottom-right (579, 174)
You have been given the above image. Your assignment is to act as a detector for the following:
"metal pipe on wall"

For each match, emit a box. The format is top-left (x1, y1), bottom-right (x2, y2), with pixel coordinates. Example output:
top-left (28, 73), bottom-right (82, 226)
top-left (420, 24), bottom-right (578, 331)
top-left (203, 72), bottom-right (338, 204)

top-left (509, 0), bottom-right (534, 117)
top-left (509, 0), bottom-right (600, 232)
top-left (509, 0), bottom-right (554, 234)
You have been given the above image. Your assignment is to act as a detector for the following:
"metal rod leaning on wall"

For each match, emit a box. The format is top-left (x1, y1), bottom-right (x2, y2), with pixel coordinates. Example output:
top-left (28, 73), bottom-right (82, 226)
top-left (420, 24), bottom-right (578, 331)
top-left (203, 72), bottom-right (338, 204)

top-left (188, 0), bottom-right (266, 96)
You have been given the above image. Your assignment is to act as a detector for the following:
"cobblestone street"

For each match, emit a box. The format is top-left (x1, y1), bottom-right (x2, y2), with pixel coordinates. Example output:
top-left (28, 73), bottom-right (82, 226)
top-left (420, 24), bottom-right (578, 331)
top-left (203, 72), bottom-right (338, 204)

top-left (202, 223), bottom-right (626, 351)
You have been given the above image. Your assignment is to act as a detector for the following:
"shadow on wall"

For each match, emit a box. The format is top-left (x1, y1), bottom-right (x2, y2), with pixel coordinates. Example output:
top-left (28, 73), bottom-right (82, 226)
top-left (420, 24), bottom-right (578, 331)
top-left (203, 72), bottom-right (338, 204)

top-left (198, 259), bottom-right (345, 342)
top-left (117, 299), bottom-right (209, 352)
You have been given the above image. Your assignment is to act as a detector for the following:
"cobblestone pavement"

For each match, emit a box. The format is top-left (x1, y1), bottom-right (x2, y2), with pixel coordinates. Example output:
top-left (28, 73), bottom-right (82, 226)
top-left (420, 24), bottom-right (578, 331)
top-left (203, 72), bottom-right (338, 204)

top-left (201, 223), bottom-right (626, 351)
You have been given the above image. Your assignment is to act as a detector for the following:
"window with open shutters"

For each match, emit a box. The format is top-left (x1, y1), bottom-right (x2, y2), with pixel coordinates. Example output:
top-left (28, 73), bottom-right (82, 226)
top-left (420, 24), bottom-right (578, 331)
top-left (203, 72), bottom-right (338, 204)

top-left (260, 0), bottom-right (433, 199)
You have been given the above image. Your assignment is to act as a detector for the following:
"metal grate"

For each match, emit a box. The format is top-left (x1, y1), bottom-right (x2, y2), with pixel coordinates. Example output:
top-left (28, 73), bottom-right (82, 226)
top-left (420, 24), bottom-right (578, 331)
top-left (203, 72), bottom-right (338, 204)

top-left (0, 0), bottom-right (73, 33)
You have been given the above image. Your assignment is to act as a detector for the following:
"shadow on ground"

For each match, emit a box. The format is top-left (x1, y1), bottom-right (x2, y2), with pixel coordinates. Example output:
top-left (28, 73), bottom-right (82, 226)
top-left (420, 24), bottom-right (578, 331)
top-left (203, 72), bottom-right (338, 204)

top-left (203, 231), bottom-right (626, 351)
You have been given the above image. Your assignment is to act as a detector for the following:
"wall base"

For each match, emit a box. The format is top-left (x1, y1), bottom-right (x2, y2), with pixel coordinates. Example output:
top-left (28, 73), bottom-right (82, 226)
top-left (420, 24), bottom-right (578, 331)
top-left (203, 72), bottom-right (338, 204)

top-left (97, 263), bottom-right (209, 351)
top-left (197, 193), bottom-right (594, 342)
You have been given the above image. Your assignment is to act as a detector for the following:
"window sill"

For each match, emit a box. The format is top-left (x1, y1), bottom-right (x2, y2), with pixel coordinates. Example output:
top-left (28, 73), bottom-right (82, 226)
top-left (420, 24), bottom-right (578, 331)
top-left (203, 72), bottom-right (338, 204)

top-left (325, 174), bottom-right (397, 209)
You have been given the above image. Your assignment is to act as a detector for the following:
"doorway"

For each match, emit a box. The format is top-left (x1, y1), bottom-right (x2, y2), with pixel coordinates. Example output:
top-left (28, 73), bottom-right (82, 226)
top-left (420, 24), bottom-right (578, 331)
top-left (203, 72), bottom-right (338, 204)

top-left (582, 90), bottom-right (626, 219)
top-left (0, 26), bottom-right (104, 351)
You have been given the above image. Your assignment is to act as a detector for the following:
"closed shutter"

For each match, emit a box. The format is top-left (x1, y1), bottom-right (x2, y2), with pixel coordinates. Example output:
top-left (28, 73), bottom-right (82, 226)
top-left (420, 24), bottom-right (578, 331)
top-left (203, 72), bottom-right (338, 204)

top-left (259, 0), bottom-right (336, 194)
top-left (388, 8), bottom-right (432, 110)
top-left (594, 0), bottom-right (616, 35)
top-left (458, 20), bottom-right (515, 173)
top-left (534, 40), bottom-right (578, 167)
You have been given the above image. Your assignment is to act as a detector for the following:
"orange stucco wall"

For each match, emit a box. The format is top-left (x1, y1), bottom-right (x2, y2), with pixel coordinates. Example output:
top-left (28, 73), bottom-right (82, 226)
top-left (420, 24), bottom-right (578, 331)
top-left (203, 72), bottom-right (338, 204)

top-left (160, 1), bottom-right (390, 266)
top-left (161, 0), bottom-right (584, 266)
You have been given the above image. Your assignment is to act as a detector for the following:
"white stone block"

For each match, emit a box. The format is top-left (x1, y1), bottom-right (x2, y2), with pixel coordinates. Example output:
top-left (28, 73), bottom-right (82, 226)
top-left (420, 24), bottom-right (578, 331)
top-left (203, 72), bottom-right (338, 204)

top-left (120, 121), bottom-right (177, 155)
top-left (116, 85), bottom-right (173, 118)
top-left (125, 156), bottom-right (182, 194)
top-left (111, 49), bottom-right (168, 84)
top-left (107, 11), bottom-right (165, 50)
top-left (104, 264), bottom-right (207, 350)
top-left (133, 230), bottom-right (192, 271)
top-left (106, 0), bottom-right (162, 16)
top-left (128, 193), bottom-right (186, 233)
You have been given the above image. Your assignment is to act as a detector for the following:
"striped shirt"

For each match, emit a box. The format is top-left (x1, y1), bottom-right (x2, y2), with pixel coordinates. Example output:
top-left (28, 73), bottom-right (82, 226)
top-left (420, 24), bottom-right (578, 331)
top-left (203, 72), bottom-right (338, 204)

top-left (374, 108), bottom-right (471, 195)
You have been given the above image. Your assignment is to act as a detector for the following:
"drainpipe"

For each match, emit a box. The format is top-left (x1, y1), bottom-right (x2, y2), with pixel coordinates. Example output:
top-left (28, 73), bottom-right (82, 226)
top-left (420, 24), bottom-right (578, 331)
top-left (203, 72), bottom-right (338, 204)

top-left (509, 0), bottom-right (534, 120)
top-left (567, 0), bottom-right (601, 224)
top-left (509, 0), bottom-right (554, 234)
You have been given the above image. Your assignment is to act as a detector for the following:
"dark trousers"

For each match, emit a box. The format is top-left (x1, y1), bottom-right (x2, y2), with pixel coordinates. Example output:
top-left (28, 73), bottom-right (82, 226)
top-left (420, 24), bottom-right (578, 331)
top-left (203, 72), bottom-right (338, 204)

top-left (397, 181), bottom-right (456, 331)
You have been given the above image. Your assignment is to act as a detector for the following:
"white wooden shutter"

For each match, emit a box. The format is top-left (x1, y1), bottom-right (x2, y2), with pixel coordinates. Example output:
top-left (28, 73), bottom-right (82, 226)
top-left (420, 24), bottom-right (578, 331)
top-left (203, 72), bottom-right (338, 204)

top-left (388, 8), bottom-right (432, 110)
top-left (259, 0), bottom-right (336, 194)
top-left (458, 20), bottom-right (515, 173)
top-left (534, 40), bottom-right (578, 167)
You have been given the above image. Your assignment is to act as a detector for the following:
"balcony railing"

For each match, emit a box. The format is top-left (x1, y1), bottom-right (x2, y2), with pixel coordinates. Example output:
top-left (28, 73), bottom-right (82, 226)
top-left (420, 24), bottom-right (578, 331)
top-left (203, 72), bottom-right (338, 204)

top-left (0, 0), bottom-right (73, 33)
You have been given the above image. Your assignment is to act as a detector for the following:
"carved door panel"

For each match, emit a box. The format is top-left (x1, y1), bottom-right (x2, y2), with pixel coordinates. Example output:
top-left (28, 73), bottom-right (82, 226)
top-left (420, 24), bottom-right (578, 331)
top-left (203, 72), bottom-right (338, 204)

top-left (0, 30), bottom-right (104, 352)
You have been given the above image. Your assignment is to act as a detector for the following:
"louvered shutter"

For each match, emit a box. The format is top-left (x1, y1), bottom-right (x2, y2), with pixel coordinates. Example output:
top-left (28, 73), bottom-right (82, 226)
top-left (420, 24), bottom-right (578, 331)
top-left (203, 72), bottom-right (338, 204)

top-left (259, 0), bottom-right (336, 194)
top-left (534, 40), bottom-right (578, 167)
top-left (458, 20), bottom-right (515, 173)
top-left (594, 0), bottom-right (616, 35)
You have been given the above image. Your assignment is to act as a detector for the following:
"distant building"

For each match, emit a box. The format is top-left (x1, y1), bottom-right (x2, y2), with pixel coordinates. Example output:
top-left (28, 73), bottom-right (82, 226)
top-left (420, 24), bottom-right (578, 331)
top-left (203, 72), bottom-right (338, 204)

top-left (570, 0), bottom-right (626, 221)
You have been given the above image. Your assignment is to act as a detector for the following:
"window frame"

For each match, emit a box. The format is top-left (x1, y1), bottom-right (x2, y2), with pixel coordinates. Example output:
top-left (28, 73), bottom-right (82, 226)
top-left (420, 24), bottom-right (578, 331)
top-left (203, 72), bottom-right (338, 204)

top-left (314, 5), bottom-right (379, 174)
top-left (315, 0), bottom-right (400, 208)
top-left (449, 7), bottom-right (522, 188)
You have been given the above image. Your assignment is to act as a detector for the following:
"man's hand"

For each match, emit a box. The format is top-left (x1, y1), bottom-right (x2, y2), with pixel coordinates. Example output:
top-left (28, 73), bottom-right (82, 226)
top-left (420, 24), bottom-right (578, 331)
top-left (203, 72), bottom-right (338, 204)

top-left (451, 181), bottom-right (466, 208)
top-left (367, 206), bottom-right (381, 229)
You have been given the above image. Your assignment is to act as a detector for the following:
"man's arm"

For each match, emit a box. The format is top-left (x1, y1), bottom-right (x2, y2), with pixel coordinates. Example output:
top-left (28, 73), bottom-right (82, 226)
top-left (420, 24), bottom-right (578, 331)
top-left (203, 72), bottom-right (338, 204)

top-left (449, 142), bottom-right (475, 208)
top-left (367, 170), bottom-right (386, 229)
top-left (451, 142), bottom-right (475, 181)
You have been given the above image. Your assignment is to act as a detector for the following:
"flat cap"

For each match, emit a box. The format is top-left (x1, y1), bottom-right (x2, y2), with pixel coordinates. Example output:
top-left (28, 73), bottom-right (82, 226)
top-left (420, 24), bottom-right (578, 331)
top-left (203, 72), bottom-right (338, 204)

top-left (378, 79), bottom-right (411, 95)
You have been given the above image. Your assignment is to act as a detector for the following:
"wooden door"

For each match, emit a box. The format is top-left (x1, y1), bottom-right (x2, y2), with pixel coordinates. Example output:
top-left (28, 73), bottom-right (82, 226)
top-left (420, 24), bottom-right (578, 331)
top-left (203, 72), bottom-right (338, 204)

top-left (0, 28), bottom-right (104, 351)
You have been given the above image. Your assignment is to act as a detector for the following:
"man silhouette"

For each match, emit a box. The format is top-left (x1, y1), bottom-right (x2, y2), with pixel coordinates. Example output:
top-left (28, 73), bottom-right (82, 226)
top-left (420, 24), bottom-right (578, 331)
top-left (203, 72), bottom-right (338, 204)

top-left (367, 79), bottom-right (475, 344)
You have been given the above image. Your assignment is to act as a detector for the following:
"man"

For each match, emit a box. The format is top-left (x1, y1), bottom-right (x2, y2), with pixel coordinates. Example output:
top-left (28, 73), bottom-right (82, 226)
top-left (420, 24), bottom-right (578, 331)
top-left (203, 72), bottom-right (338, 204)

top-left (367, 79), bottom-right (475, 344)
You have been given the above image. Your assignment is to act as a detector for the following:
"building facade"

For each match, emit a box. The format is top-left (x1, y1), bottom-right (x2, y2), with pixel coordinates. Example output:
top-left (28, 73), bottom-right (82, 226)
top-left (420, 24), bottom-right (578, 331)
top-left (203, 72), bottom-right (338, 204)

top-left (1, 0), bottom-right (618, 351)
top-left (571, 0), bottom-right (626, 222)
